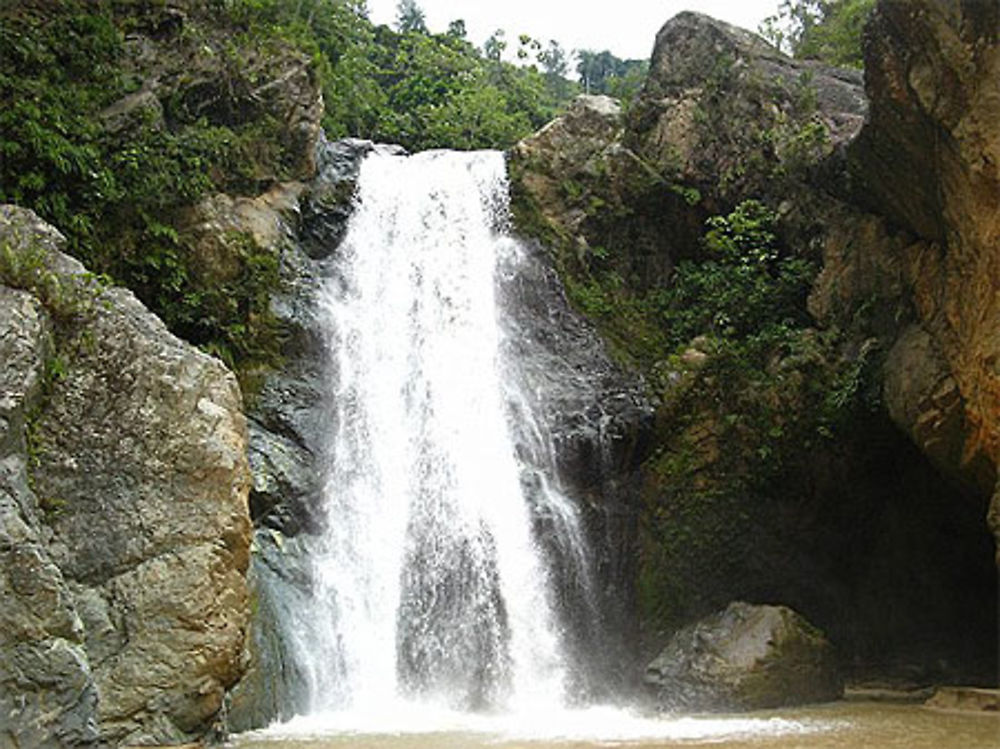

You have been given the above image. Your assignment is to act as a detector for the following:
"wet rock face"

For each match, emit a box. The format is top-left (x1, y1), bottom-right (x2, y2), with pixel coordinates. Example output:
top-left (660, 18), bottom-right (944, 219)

top-left (0, 205), bottom-right (252, 746)
top-left (498, 237), bottom-right (654, 694)
top-left (225, 138), bottom-right (379, 730)
top-left (244, 138), bottom-right (379, 539)
top-left (644, 602), bottom-right (843, 711)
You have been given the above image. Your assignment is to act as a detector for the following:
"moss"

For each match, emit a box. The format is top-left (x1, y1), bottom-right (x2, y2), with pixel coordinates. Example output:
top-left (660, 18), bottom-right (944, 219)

top-left (0, 221), bottom-right (109, 323)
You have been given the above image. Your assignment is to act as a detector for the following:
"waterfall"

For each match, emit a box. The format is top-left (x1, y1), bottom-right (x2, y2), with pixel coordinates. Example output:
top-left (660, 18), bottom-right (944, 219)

top-left (292, 148), bottom-right (594, 719)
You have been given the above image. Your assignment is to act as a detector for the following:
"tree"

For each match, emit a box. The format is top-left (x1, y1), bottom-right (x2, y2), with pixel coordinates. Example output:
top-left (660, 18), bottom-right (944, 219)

top-left (395, 0), bottom-right (427, 34)
top-left (516, 33), bottom-right (541, 62)
top-left (576, 49), bottom-right (613, 94)
top-left (538, 39), bottom-right (572, 103)
top-left (575, 49), bottom-right (645, 102)
top-left (538, 40), bottom-right (568, 78)
top-left (483, 29), bottom-right (507, 63)
top-left (759, 0), bottom-right (875, 68)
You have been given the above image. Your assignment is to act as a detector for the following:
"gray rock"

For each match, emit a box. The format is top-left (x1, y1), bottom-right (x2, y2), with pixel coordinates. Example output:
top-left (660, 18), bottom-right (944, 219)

top-left (225, 529), bottom-right (316, 732)
top-left (644, 602), bottom-right (843, 711)
top-left (0, 205), bottom-right (252, 745)
top-left (626, 10), bottom-right (866, 209)
top-left (0, 279), bottom-right (100, 747)
top-left (248, 420), bottom-right (321, 535)
top-left (99, 89), bottom-right (165, 134)
top-left (300, 136), bottom-right (379, 260)
top-left (242, 137), bottom-right (374, 536)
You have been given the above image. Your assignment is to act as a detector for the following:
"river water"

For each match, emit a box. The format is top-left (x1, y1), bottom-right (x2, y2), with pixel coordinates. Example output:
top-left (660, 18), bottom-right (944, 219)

top-left (228, 702), bottom-right (999, 749)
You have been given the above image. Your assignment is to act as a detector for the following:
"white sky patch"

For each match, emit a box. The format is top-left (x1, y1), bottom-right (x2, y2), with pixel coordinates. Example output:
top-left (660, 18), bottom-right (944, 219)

top-left (365, 0), bottom-right (783, 60)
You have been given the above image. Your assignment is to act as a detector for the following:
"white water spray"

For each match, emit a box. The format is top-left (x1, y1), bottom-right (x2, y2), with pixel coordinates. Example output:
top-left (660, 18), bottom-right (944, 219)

top-left (294, 148), bottom-right (590, 720)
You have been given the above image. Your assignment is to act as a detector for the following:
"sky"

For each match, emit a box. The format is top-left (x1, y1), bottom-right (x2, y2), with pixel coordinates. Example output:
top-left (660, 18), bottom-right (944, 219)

top-left (365, 0), bottom-right (784, 61)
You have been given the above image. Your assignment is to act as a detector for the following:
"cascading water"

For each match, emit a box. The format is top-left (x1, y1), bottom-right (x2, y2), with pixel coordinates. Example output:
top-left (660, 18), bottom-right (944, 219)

top-left (291, 147), bottom-right (594, 722)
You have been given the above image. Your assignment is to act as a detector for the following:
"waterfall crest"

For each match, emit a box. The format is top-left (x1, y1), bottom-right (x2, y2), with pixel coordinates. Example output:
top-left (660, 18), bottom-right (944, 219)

top-left (292, 148), bottom-right (591, 718)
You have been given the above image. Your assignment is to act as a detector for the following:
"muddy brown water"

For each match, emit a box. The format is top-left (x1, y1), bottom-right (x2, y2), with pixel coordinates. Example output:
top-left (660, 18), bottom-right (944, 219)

top-left (227, 702), bottom-right (1000, 749)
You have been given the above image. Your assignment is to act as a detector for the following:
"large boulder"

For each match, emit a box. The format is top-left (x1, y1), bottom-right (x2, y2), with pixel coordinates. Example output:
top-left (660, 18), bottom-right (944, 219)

top-left (0, 205), bottom-right (252, 745)
top-left (629, 11), bottom-right (867, 203)
top-left (644, 602), bottom-right (843, 711)
top-left (510, 95), bottom-right (683, 292)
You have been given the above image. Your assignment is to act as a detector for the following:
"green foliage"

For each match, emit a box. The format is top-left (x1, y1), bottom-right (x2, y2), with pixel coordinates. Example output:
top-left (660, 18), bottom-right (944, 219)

top-left (233, 0), bottom-right (572, 152)
top-left (0, 2), bottom-right (290, 380)
top-left (576, 49), bottom-right (648, 106)
top-left (760, 0), bottom-right (875, 68)
top-left (657, 200), bottom-right (815, 349)
top-left (395, 0), bottom-right (427, 34)
top-left (164, 230), bottom-right (284, 374)
top-left (0, 7), bottom-right (122, 239)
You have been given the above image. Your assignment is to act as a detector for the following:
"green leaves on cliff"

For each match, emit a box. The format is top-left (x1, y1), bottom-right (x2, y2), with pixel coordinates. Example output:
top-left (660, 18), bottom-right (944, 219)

top-left (0, 2), bottom-right (288, 379)
top-left (0, 8), bottom-right (121, 241)
top-left (657, 200), bottom-right (815, 349)
top-left (760, 0), bottom-right (875, 68)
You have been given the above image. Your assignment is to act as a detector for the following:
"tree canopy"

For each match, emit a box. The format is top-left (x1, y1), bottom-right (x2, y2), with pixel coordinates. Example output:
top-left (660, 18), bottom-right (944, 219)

top-left (760, 0), bottom-right (875, 68)
top-left (576, 49), bottom-right (648, 104)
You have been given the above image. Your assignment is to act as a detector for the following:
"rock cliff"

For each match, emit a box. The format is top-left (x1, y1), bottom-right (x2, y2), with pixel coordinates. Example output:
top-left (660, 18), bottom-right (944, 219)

top-left (511, 3), bottom-right (999, 689)
top-left (0, 205), bottom-right (251, 745)
top-left (841, 0), bottom-right (1000, 555)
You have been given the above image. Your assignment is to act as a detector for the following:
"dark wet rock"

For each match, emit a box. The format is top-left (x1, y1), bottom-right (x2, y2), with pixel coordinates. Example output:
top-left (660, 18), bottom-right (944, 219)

top-left (242, 138), bottom-right (377, 537)
top-left (301, 137), bottom-right (381, 260)
top-left (225, 138), bottom-right (374, 728)
top-left (644, 602), bottom-right (843, 711)
top-left (247, 421), bottom-right (320, 536)
top-left (498, 238), bottom-right (654, 695)
top-left (226, 529), bottom-right (316, 732)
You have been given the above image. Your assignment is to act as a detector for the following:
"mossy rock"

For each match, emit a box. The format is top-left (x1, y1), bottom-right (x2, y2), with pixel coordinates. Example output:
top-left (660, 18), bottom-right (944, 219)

top-left (644, 601), bottom-right (843, 711)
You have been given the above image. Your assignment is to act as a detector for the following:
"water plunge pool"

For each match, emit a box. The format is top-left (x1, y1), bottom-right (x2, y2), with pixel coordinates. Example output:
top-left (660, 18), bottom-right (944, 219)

top-left (228, 702), bottom-right (1000, 749)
